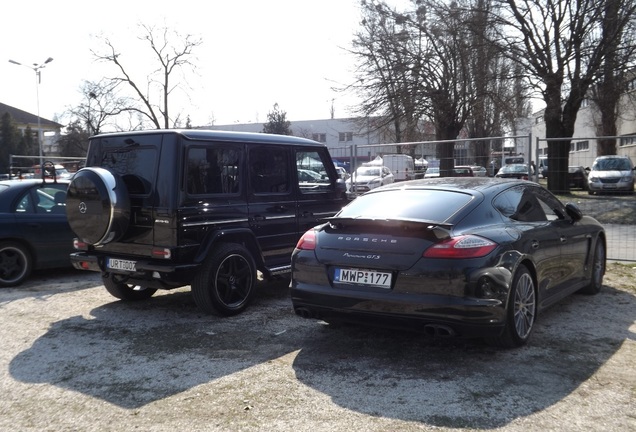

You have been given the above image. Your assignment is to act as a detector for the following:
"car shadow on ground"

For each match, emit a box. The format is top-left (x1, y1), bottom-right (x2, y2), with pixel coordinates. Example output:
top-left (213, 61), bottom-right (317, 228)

top-left (291, 285), bottom-right (636, 428)
top-left (7, 279), bottom-right (635, 428)
top-left (0, 268), bottom-right (103, 304)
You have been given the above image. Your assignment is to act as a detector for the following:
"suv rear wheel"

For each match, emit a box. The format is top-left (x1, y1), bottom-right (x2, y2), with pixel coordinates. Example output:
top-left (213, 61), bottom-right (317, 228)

top-left (191, 243), bottom-right (256, 316)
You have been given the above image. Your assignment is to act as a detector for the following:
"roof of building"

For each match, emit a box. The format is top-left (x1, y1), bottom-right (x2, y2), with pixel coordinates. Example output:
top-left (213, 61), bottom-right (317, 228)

top-left (0, 102), bottom-right (62, 129)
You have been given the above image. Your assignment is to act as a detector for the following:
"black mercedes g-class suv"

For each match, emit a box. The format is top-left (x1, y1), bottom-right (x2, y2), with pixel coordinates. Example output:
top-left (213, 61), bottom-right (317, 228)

top-left (66, 129), bottom-right (347, 315)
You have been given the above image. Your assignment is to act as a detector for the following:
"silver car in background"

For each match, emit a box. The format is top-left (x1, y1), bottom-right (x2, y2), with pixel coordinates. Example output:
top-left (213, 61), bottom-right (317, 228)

top-left (587, 155), bottom-right (635, 194)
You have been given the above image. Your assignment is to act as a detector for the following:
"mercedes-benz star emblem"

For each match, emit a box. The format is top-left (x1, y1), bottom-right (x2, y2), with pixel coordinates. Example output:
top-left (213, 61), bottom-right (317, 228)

top-left (78, 202), bottom-right (87, 214)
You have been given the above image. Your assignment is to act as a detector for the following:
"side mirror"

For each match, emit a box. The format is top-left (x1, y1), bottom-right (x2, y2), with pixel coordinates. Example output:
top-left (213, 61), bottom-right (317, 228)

top-left (565, 202), bottom-right (583, 222)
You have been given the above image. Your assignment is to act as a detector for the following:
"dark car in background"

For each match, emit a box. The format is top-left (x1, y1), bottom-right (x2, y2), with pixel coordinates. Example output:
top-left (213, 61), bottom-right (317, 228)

top-left (495, 163), bottom-right (533, 180)
top-left (568, 166), bottom-right (588, 190)
top-left (290, 178), bottom-right (606, 348)
top-left (0, 179), bottom-right (74, 286)
top-left (452, 166), bottom-right (474, 177)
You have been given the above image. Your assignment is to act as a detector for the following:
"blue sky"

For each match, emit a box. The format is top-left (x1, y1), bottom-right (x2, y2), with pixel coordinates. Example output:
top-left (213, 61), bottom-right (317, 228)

top-left (1, 0), bottom-right (366, 128)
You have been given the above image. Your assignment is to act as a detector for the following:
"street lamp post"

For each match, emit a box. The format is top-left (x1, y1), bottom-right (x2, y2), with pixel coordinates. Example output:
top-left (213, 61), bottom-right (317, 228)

top-left (8, 57), bottom-right (54, 170)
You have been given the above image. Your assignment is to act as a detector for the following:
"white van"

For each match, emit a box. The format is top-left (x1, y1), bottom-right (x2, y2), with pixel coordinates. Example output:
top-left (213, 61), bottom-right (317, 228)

top-left (381, 154), bottom-right (415, 181)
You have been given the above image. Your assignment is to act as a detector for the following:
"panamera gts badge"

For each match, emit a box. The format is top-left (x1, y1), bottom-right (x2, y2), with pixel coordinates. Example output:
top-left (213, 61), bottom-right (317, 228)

top-left (78, 202), bottom-right (87, 214)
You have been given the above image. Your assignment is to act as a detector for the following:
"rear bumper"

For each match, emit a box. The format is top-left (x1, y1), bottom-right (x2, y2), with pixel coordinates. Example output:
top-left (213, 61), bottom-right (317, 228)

top-left (290, 283), bottom-right (507, 338)
top-left (70, 252), bottom-right (200, 286)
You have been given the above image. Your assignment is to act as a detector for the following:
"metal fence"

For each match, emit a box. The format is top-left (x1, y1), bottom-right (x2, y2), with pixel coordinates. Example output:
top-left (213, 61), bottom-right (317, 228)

top-left (333, 135), bottom-right (636, 262)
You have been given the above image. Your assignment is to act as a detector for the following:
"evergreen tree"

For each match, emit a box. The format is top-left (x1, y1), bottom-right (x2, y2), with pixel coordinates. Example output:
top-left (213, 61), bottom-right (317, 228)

top-left (0, 113), bottom-right (21, 173)
top-left (262, 104), bottom-right (292, 135)
top-left (57, 120), bottom-right (90, 158)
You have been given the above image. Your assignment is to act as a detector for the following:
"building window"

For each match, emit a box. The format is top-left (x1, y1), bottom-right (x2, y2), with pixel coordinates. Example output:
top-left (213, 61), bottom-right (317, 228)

top-left (338, 132), bottom-right (353, 142)
top-left (620, 135), bottom-right (636, 147)
top-left (312, 133), bottom-right (326, 143)
top-left (535, 116), bottom-right (543, 124)
top-left (569, 142), bottom-right (575, 152)
top-left (628, 79), bottom-right (636, 92)
top-left (576, 141), bottom-right (589, 151)
top-left (580, 98), bottom-right (589, 108)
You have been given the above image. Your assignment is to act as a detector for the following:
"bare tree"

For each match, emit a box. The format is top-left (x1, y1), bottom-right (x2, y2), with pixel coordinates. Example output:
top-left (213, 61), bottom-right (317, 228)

top-left (65, 79), bottom-right (134, 135)
top-left (589, 0), bottom-right (636, 155)
top-left (492, 0), bottom-right (636, 192)
top-left (346, 1), bottom-right (525, 175)
top-left (93, 24), bottom-right (202, 129)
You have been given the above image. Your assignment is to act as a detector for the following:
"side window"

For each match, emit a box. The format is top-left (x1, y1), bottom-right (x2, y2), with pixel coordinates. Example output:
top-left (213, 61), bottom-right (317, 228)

top-left (494, 185), bottom-right (547, 222)
top-left (187, 145), bottom-right (242, 195)
top-left (15, 185), bottom-right (67, 214)
top-left (16, 192), bottom-right (34, 213)
top-left (535, 189), bottom-right (566, 221)
top-left (295, 149), bottom-right (333, 193)
top-left (249, 146), bottom-right (290, 194)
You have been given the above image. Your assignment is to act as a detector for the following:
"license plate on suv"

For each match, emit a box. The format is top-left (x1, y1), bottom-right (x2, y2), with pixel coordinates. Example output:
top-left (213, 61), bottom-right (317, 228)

top-left (334, 268), bottom-right (392, 288)
top-left (107, 258), bottom-right (137, 272)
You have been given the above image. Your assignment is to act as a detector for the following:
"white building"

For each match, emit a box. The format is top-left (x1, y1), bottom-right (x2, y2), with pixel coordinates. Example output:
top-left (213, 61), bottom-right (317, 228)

top-left (531, 77), bottom-right (636, 168)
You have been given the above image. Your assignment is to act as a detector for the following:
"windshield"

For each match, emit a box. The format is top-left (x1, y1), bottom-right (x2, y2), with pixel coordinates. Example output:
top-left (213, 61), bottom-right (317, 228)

top-left (593, 158), bottom-right (632, 171)
top-left (501, 164), bottom-right (527, 173)
top-left (336, 189), bottom-right (473, 223)
top-left (356, 167), bottom-right (381, 177)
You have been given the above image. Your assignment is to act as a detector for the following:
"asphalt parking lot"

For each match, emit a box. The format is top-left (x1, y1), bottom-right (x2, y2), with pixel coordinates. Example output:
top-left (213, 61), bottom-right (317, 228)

top-left (1, 266), bottom-right (635, 432)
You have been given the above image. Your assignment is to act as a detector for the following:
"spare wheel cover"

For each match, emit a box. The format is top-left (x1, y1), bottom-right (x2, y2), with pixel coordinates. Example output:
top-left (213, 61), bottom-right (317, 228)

top-left (66, 167), bottom-right (130, 245)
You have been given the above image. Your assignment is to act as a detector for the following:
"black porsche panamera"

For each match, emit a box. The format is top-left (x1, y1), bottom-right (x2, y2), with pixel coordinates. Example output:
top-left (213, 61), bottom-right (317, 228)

top-left (290, 177), bottom-right (606, 347)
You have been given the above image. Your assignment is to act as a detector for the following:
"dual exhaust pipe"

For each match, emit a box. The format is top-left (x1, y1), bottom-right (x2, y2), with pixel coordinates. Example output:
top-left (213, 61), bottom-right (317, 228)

top-left (295, 307), bottom-right (457, 338)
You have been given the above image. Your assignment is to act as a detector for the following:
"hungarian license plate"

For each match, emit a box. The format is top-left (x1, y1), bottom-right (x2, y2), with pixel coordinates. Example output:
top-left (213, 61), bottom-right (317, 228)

top-left (334, 268), bottom-right (392, 288)
top-left (107, 258), bottom-right (137, 272)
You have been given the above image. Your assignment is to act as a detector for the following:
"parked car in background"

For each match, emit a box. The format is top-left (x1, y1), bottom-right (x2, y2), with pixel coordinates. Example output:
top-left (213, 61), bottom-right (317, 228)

top-left (346, 165), bottom-right (394, 198)
top-left (452, 166), bottom-right (474, 177)
top-left (334, 166), bottom-right (350, 181)
top-left (290, 177), bottom-right (606, 348)
top-left (587, 155), bottom-right (635, 195)
top-left (424, 167), bottom-right (440, 178)
top-left (297, 168), bottom-right (324, 183)
top-left (470, 165), bottom-right (488, 177)
top-left (495, 164), bottom-right (533, 180)
top-left (32, 163), bottom-right (73, 180)
top-left (0, 179), bottom-right (74, 286)
top-left (568, 166), bottom-right (588, 190)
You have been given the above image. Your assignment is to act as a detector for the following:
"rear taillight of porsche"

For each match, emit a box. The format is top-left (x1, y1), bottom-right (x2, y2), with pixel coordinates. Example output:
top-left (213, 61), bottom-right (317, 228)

top-left (423, 235), bottom-right (496, 259)
top-left (295, 229), bottom-right (317, 250)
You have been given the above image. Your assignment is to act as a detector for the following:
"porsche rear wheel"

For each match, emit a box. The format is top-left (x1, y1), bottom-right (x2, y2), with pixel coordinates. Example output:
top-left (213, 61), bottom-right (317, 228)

top-left (579, 240), bottom-right (605, 295)
top-left (487, 264), bottom-right (536, 348)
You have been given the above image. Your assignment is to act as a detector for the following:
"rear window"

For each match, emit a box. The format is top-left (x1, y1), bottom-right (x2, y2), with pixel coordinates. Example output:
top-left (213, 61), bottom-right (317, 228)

top-left (87, 134), bottom-right (161, 195)
top-left (337, 189), bottom-right (473, 222)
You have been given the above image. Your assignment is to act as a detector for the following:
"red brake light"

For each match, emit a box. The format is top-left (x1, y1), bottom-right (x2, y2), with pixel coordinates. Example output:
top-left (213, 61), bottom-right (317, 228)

top-left (423, 235), bottom-right (497, 259)
top-left (296, 230), bottom-right (317, 250)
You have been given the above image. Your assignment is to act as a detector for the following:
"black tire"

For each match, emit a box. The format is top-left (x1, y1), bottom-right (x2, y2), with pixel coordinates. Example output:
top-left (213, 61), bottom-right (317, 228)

top-left (486, 264), bottom-right (536, 348)
top-left (0, 241), bottom-right (32, 287)
top-left (102, 273), bottom-right (157, 300)
top-left (191, 243), bottom-right (257, 316)
top-left (579, 239), bottom-right (605, 295)
top-left (66, 167), bottom-right (130, 246)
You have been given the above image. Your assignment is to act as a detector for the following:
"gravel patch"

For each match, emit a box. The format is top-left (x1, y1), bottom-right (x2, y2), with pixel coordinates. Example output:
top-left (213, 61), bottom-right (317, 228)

top-left (1, 264), bottom-right (635, 432)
